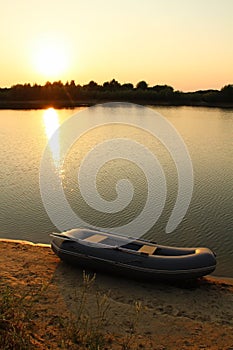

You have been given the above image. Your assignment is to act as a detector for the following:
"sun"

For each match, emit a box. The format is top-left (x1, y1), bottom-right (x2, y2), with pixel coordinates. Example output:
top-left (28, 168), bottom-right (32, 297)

top-left (33, 36), bottom-right (69, 79)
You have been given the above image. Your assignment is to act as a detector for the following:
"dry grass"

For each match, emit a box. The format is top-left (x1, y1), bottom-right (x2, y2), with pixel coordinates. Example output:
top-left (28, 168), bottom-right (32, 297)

top-left (1, 241), bottom-right (233, 350)
top-left (0, 273), bottom-right (145, 350)
top-left (0, 286), bottom-right (33, 349)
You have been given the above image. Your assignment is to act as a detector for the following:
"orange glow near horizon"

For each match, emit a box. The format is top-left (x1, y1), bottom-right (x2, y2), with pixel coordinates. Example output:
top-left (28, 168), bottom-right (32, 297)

top-left (0, 0), bottom-right (232, 91)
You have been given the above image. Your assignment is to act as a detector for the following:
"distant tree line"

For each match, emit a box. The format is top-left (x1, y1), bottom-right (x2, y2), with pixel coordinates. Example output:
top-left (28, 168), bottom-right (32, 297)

top-left (0, 79), bottom-right (232, 108)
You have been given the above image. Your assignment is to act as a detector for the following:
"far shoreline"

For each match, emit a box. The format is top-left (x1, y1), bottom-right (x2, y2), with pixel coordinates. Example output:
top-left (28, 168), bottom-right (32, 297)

top-left (0, 99), bottom-right (233, 110)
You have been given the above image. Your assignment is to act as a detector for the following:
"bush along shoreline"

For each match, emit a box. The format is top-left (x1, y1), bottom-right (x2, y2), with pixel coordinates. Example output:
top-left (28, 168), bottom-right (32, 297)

top-left (0, 80), bottom-right (232, 109)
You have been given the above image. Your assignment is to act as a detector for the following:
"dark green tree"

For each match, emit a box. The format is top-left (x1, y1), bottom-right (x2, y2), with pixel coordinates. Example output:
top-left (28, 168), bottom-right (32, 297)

top-left (121, 83), bottom-right (134, 89)
top-left (136, 81), bottom-right (148, 89)
top-left (103, 79), bottom-right (121, 89)
top-left (220, 85), bottom-right (233, 102)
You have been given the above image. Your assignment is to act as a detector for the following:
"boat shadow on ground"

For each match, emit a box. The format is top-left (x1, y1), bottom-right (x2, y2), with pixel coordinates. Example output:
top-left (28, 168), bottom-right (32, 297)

top-left (50, 259), bottom-right (233, 329)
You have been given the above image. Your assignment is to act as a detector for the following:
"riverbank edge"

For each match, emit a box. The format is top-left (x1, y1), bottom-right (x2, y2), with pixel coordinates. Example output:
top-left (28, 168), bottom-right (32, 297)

top-left (0, 100), bottom-right (233, 110)
top-left (1, 238), bottom-right (232, 285)
top-left (1, 238), bottom-right (233, 349)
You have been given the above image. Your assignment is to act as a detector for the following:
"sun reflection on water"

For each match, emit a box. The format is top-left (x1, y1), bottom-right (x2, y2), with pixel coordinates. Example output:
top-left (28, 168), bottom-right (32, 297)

top-left (42, 108), bottom-right (61, 168)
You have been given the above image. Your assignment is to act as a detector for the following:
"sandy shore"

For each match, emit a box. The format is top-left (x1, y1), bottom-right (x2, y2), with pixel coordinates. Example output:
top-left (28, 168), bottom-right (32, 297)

top-left (1, 240), bottom-right (233, 349)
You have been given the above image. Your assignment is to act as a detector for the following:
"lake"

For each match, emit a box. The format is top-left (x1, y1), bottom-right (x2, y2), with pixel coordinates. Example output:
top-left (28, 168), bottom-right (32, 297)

top-left (0, 105), bottom-right (232, 278)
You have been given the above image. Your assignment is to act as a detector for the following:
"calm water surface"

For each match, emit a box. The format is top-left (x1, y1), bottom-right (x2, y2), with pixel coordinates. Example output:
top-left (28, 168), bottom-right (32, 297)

top-left (0, 106), bottom-right (232, 277)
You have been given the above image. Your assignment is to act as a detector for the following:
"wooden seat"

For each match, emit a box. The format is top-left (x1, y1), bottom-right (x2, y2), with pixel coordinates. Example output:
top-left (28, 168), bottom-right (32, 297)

top-left (138, 245), bottom-right (157, 255)
top-left (83, 234), bottom-right (107, 243)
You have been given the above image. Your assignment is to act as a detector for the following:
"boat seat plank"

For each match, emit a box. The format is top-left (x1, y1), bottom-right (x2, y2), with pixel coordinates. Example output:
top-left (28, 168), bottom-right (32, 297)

top-left (138, 245), bottom-right (157, 255)
top-left (83, 234), bottom-right (107, 243)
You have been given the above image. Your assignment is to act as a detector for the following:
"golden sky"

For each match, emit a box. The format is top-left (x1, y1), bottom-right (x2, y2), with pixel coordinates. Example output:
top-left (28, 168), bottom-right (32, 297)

top-left (1, 0), bottom-right (232, 91)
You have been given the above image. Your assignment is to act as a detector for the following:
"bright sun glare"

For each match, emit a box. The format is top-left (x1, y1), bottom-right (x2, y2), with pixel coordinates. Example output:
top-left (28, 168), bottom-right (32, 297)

top-left (43, 108), bottom-right (61, 167)
top-left (34, 37), bottom-right (69, 79)
top-left (43, 107), bottom-right (60, 138)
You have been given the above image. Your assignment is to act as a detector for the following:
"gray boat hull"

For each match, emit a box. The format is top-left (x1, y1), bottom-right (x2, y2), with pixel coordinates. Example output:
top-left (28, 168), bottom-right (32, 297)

top-left (51, 228), bottom-right (216, 280)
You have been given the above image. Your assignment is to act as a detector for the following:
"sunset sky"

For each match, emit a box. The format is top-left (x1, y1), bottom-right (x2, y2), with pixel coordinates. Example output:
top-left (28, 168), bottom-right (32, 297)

top-left (1, 0), bottom-right (232, 91)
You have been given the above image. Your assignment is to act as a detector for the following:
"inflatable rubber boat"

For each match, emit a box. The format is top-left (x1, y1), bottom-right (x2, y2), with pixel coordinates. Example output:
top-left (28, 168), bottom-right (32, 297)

top-left (50, 228), bottom-right (216, 280)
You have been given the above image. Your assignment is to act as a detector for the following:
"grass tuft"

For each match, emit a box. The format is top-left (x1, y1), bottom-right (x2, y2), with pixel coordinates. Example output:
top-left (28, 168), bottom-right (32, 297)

top-left (0, 272), bottom-right (147, 350)
top-left (0, 286), bottom-right (32, 350)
